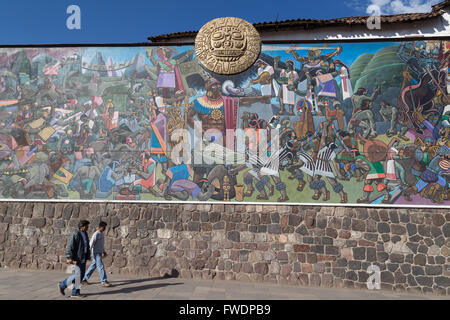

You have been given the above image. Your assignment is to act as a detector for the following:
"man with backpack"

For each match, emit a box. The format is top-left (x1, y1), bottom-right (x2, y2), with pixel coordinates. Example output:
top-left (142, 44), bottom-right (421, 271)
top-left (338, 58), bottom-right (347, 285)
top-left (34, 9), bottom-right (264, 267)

top-left (58, 220), bottom-right (91, 298)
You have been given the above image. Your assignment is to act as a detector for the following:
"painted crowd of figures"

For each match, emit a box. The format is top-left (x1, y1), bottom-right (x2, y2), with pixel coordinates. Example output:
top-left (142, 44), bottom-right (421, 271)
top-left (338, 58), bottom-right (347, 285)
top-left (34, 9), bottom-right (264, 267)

top-left (0, 41), bottom-right (448, 206)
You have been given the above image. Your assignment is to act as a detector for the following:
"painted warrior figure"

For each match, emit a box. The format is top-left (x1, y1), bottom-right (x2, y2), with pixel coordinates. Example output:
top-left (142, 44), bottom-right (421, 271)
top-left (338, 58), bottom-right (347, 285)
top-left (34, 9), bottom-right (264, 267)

top-left (230, 115), bottom-right (290, 202)
top-left (187, 78), bottom-right (237, 137)
top-left (324, 99), bottom-right (345, 132)
top-left (255, 116), bottom-right (291, 202)
top-left (187, 78), bottom-right (238, 182)
top-left (291, 45), bottom-right (343, 108)
top-left (355, 137), bottom-right (391, 204)
top-left (340, 64), bottom-right (353, 100)
top-left (348, 87), bottom-right (381, 139)
top-left (293, 98), bottom-right (315, 139)
top-left (295, 122), bottom-right (348, 203)
top-left (404, 148), bottom-right (450, 203)
top-left (274, 58), bottom-right (298, 115)
top-left (249, 59), bottom-right (274, 103)
top-left (230, 113), bottom-right (273, 199)
top-left (313, 122), bottom-right (347, 203)
top-left (146, 47), bottom-right (182, 98)
top-left (384, 138), bottom-right (408, 188)
top-left (379, 100), bottom-right (408, 139)
top-left (335, 132), bottom-right (364, 181)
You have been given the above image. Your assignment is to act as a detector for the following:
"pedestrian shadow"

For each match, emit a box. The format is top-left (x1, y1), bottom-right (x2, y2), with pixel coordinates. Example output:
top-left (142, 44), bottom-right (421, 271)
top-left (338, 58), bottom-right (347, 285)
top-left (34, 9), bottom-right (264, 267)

top-left (108, 276), bottom-right (167, 286)
top-left (85, 281), bottom-right (183, 296)
top-left (85, 276), bottom-right (175, 287)
top-left (87, 276), bottom-right (170, 287)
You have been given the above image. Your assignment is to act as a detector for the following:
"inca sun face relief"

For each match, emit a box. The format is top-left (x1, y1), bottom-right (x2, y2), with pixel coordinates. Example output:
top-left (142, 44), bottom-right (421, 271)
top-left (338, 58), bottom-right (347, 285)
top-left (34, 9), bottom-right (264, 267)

top-left (195, 17), bottom-right (261, 75)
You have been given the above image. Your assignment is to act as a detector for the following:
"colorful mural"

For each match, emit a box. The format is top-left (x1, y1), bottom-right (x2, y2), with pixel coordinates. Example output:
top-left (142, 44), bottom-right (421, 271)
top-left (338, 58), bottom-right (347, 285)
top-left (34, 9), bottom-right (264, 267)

top-left (0, 41), bottom-right (448, 206)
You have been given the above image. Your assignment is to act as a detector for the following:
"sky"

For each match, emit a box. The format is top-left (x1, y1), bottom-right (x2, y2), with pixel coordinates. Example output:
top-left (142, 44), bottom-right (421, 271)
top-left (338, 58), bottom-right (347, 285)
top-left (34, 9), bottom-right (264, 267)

top-left (0, 0), bottom-right (441, 45)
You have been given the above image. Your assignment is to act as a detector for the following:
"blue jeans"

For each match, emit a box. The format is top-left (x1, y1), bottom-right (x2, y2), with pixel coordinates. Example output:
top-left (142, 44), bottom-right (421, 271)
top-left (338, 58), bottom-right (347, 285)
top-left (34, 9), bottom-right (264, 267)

top-left (83, 253), bottom-right (107, 284)
top-left (60, 262), bottom-right (86, 296)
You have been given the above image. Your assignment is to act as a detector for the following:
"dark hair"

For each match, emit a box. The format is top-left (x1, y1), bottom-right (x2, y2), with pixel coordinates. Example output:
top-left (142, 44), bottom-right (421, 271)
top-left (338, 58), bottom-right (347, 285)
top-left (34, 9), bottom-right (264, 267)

top-left (78, 220), bottom-right (90, 228)
top-left (99, 221), bottom-right (107, 228)
top-left (356, 87), bottom-right (367, 95)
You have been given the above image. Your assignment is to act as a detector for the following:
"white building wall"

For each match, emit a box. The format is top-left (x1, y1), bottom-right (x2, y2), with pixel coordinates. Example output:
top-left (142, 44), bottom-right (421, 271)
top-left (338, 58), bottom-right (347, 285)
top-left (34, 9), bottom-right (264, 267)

top-left (261, 11), bottom-right (450, 41)
top-left (160, 8), bottom-right (450, 44)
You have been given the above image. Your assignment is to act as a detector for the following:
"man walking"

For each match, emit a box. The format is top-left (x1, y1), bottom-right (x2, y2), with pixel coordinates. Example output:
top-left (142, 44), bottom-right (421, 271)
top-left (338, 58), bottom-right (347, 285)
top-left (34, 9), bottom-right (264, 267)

top-left (82, 221), bottom-right (112, 287)
top-left (58, 220), bottom-right (91, 298)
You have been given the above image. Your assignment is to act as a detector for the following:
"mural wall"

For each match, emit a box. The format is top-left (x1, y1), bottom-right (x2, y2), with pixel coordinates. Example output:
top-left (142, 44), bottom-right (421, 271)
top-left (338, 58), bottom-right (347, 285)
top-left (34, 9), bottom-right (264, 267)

top-left (0, 41), bottom-right (448, 206)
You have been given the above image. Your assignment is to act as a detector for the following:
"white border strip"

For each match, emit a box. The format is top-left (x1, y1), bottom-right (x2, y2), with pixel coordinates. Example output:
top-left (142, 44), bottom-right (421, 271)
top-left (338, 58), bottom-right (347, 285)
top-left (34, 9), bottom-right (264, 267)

top-left (0, 198), bottom-right (448, 209)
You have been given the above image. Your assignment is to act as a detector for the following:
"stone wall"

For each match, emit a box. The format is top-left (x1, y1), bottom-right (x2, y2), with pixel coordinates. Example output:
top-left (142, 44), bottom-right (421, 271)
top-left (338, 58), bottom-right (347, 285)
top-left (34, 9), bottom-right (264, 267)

top-left (0, 202), bottom-right (449, 295)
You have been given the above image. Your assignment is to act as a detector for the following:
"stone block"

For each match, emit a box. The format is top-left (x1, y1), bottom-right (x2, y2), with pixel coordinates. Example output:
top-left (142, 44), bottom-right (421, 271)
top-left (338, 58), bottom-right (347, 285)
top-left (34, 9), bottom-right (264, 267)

top-left (280, 264), bottom-right (292, 277)
top-left (425, 265), bottom-right (442, 276)
top-left (352, 247), bottom-right (366, 260)
top-left (32, 203), bottom-right (45, 218)
top-left (431, 214), bottom-right (445, 227)
top-left (29, 218), bottom-right (46, 228)
top-left (325, 245), bottom-right (339, 255)
top-left (351, 219), bottom-right (365, 232)
top-left (416, 276), bottom-right (433, 287)
top-left (227, 231), bottom-right (240, 242)
top-left (295, 224), bottom-right (308, 235)
top-left (288, 214), bottom-right (302, 227)
top-left (443, 223), bottom-right (450, 237)
top-left (391, 224), bottom-right (406, 235)
top-left (434, 276), bottom-right (450, 287)
top-left (377, 222), bottom-right (390, 233)
top-left (310, 274), bottom-right (321, 287)
top-left (293, 244), bottom-right (310, 253)
top-left (187, 221), bottom-right (200, 232)
top-left (268, 224), bottom-right (281, 234)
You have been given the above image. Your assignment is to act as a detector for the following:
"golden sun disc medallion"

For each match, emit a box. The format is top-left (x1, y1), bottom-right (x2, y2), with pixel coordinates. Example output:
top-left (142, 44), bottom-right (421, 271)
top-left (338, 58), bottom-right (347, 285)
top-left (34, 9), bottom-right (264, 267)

top-left (210, 109), bottom-right (224, 121)
top-left (195, 17), bottom-right (261, 75)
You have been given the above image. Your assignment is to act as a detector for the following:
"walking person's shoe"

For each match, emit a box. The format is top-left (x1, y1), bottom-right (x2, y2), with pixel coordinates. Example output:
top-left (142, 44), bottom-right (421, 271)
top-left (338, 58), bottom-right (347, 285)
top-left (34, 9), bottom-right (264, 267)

top-left (102, 282), bottom-right (112, 287)
top-left (70, 294), bottom-right (87, 298)
top-left (81, 280), bottom-right (91, 285)
top-left (58, 283), bottom-right (65, 296)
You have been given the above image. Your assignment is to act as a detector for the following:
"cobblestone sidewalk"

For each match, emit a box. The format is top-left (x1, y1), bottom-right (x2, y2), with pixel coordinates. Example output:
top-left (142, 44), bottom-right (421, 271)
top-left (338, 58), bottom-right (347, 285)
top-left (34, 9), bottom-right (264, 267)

top-left (0, 268), bottom-right (448, 300)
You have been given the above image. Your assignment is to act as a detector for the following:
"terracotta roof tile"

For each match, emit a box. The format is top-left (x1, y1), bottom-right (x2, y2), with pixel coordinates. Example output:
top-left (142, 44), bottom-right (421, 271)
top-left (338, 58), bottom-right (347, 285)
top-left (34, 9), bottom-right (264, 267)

top-left (148, 0), bottom-right (449, 42)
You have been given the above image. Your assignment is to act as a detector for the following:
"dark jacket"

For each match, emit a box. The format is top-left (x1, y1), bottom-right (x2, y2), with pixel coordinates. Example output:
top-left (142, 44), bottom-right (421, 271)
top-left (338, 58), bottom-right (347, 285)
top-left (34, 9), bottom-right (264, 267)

top-left (65, 230), bottom-right (91, 264)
